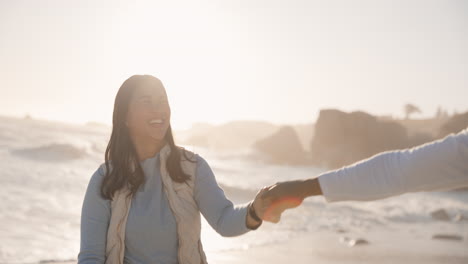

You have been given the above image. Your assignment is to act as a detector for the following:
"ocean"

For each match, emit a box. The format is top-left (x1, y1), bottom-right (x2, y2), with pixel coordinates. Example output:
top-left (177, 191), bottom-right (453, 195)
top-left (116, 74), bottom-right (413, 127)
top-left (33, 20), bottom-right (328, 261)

top-left (0, 115), bottom-right (467, 263)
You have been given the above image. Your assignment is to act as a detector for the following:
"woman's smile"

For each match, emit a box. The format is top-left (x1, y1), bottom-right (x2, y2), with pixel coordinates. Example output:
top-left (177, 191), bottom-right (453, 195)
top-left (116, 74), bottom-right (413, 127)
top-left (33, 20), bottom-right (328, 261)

top-left (148, 118), bottom-right (167, 129)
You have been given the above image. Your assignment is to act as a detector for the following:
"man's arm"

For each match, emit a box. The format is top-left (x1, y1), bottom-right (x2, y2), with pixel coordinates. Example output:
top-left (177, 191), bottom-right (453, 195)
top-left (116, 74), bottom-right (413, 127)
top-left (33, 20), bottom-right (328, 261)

top-left (262, 128), bottom-right (468, 221)
top-left (318, 128), bottom-right (468, 202)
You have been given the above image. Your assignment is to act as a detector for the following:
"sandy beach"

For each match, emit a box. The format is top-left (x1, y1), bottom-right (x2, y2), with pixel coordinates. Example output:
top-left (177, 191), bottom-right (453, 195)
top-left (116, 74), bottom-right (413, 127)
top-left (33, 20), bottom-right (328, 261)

top-left (2, 116), bottom-right (467, 264)
top-left (40, 228), bottom-right (468, 264)
top-left (211, 230), bottom-right (468, 264)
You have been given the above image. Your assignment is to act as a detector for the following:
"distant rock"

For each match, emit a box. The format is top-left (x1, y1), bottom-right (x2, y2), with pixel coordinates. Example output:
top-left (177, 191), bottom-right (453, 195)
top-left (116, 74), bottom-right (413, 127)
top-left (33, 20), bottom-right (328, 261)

top-left (430, 209), bottom-right (451, 221)
top-left (292, 123), bottom-right (315, 152)
top-left (253, 126), bottom-right (307, 165)
top-left (406, 132), bottom-right (434, 148)
top-left (395, 117), bottom-right (444, 139)
top-left (431, 234), bottom-right (463, 241)
top-left (438, 111), bottom-right (468, 138)
top-left (310, 109), bottom-right (409, 169)
top-left (180, 121), bottom-right (278, 151)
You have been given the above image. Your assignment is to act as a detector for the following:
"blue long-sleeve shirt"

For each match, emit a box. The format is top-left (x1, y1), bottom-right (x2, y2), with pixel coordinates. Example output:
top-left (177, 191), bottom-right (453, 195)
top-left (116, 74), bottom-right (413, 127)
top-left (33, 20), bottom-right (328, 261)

top-left (78, 152), bottom-right (252, 264)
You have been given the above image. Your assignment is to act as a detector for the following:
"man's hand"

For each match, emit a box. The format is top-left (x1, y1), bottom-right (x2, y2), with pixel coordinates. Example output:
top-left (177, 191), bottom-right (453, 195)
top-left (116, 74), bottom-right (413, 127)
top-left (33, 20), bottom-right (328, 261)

top-left (252, 187), bottom-right (272, 218)
top-left (261, 178), bottom-right (323, 223)
top-left (261, 181), bottom-right (304, 223)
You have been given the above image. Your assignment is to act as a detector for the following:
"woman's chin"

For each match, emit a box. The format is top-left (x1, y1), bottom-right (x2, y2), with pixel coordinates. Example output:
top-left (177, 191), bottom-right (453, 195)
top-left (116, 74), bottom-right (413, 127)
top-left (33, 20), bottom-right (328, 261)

top-left (148, 133), bottom-right (167, 142)
top-left (149, 135), bottom-right (165, 142)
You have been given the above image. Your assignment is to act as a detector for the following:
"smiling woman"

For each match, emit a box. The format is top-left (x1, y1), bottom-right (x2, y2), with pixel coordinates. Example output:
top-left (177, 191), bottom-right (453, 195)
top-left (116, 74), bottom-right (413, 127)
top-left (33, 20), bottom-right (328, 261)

top-left (102, 75), bottom-right (191, 200)
top-left (78, 74), bottom-right (269, 264)
top-left (125, 77), bottom-right (172, 161)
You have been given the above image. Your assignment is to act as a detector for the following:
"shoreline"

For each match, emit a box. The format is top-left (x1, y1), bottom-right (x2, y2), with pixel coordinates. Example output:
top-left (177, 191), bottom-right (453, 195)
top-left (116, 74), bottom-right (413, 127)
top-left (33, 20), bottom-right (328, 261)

top-left (39, 228), bottom-right (468, 264)
top-left (209, 229), bottom-right (468, 264)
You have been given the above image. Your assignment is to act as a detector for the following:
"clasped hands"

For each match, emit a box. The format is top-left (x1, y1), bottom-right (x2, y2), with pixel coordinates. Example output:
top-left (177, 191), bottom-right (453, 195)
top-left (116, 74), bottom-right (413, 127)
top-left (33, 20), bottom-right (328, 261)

top-left (251, 179), bottom-right (319, 223)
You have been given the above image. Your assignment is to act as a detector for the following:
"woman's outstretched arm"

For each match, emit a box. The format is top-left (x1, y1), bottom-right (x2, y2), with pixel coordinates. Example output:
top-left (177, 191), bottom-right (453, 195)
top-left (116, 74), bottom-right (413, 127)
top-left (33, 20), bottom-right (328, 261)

top-left (193, 155), bottom-right (263, 237)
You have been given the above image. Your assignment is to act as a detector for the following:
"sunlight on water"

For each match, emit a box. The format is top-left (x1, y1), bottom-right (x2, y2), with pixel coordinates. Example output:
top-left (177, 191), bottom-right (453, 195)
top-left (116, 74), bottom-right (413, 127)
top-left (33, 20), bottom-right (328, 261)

top-left (0, 116), bottom-right (467, 263)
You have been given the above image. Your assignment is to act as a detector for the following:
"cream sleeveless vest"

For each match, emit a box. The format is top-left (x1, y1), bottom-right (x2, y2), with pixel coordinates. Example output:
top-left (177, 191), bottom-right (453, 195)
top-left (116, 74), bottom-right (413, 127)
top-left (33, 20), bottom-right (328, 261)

top-left (104, 143), bottom-right (208, 264)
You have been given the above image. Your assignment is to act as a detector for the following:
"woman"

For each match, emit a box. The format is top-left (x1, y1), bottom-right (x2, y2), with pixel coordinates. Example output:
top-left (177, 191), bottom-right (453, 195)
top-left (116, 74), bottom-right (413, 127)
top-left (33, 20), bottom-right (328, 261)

top-left (78, 75), bottom-right (268, 263)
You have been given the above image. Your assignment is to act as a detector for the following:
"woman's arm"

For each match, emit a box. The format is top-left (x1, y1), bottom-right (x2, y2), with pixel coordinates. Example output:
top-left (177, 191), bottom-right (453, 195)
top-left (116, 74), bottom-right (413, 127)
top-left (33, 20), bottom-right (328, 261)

top-left (77, 166), bottom-right (111, 263)
top-left (193, 155), bottom-right (261, 237)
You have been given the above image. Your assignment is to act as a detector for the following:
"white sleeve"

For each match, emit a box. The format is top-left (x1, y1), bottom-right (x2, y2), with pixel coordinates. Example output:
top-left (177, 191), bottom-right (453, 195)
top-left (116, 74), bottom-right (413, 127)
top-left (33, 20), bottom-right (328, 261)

top-left (318, 128), bottom-right (468, 202)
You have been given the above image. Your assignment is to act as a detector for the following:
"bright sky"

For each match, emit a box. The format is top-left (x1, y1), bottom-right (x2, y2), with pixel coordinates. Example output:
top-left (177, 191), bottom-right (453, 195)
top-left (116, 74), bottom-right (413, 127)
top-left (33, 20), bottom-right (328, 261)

top-left (1, 0), bottom-right (467, 130)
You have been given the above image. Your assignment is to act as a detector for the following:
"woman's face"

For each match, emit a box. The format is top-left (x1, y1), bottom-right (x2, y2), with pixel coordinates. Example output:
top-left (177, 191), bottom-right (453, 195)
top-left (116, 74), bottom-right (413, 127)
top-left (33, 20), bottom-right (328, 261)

top-left (126, 81), bottom-right (171, 143)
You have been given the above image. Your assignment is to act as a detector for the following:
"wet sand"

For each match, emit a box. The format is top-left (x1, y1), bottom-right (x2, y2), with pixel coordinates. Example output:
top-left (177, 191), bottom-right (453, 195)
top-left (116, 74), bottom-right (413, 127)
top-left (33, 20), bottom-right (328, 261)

top-left (46, 229), bottom-right (468, 264)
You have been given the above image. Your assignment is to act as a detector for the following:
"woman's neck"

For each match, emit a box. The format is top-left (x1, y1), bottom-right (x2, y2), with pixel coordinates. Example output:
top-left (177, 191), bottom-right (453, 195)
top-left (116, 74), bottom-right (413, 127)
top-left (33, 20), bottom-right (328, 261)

top-left (132, 137), bottom-right (166, 162)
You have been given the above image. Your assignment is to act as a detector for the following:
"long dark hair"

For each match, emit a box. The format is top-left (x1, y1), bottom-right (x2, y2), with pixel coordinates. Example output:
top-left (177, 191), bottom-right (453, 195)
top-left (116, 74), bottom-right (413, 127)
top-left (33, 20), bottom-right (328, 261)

top-left (100, 75), bottom-right (194, 201)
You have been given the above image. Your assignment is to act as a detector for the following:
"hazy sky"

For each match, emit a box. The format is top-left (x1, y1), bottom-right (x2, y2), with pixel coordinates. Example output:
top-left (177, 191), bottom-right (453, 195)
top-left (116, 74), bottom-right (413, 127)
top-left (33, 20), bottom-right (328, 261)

top-left (1, 0), bottom-right (467, 130)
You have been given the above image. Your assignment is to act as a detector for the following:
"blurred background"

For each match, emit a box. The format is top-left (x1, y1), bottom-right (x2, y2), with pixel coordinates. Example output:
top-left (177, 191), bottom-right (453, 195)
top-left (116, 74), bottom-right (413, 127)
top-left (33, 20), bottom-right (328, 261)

top-left (0, 0), bottom-right (467, 263)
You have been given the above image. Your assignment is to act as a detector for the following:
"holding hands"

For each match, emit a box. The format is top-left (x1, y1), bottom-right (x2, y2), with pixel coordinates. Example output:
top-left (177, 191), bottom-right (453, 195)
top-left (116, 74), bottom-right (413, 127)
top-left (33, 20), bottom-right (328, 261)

top-left (249, 178), bottom-right (322, 224)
